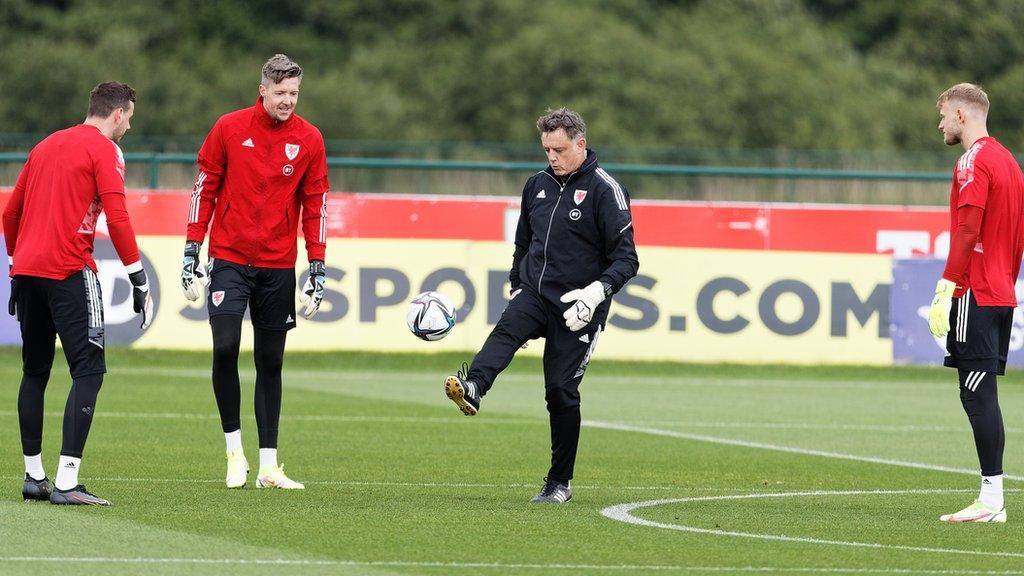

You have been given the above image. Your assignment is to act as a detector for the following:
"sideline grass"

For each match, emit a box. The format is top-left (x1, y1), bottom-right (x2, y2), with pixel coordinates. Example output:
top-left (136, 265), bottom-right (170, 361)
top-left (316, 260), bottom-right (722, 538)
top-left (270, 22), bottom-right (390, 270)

top-left (1, 347), bottom-right (1022, 575)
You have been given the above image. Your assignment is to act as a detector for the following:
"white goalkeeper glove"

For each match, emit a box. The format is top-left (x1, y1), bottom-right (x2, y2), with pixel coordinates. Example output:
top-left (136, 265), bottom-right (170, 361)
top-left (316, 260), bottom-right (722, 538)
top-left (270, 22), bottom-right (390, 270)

top-left (300, 260), bottom-right (326, 320)
top-left (181, 241), bottom-right (209, 302)
top-left (928, 278), bottom-right (957, 337)
top-left (128, 266), bottom-right (154, 330)
top-left (560, 280), bottom-right (609, 332)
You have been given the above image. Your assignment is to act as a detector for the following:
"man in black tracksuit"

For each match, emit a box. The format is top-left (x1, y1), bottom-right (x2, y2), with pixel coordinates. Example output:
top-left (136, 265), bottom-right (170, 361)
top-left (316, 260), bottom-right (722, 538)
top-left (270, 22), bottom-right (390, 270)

top-left (444, 108), bottom-right (639, 503)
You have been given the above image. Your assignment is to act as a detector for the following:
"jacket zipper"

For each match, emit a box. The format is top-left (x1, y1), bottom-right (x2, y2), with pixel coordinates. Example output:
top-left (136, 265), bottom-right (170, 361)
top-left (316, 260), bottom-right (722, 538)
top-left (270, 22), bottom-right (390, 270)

top-left (537, 170), bottom-right (575, 292)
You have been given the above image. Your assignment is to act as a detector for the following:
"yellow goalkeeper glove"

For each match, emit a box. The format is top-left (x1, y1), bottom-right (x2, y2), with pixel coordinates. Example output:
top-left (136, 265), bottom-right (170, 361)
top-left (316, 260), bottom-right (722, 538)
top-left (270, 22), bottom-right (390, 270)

top-left (928, 278), bottom-right (957, 337)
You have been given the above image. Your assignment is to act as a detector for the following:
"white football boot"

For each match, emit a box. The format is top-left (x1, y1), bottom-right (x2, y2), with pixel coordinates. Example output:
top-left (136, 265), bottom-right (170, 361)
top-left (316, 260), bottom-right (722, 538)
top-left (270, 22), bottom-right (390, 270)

top-left (256, 464), bottom-right (305, 490)
top-left (225, 449), bottom-right (248, 489)
top-left (939, 499), bottom-right (1006, 523)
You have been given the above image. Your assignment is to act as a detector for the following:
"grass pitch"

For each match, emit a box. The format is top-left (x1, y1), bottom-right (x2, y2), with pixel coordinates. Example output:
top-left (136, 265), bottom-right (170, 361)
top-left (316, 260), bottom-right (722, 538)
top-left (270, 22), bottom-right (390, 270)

top-left (1, 347), bottom-right (1023, 575)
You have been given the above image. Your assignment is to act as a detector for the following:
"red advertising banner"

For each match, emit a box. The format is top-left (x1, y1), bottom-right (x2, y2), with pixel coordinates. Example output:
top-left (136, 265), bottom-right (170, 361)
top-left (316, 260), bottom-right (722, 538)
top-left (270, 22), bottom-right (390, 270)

top-left (0, 189), bottom-right (950, 256)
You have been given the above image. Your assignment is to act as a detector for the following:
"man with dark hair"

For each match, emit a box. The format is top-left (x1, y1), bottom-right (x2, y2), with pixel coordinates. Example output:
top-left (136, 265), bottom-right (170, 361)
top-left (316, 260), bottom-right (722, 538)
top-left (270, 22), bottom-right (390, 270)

top-left (444, 107), bottom-right (639, 503)
top-left (930, 83), bottom-right (1024, 523)
top-left (87, 82), bottom-right (138, 119)
top-left (4, 81), bottom-right (153, 506)
top-left (182, 54), bottom-right (329, 490)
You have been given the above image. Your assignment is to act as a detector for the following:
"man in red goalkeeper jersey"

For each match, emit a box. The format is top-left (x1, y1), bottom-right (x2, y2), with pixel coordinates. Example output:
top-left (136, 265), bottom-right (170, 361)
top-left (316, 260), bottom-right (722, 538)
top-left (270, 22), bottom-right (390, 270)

top-left (4, 82), bottom-right (154, 506)
top-left (929, 83), bottom-right (1024, 523)
top-left (182, 54), bottom-right (329, 490)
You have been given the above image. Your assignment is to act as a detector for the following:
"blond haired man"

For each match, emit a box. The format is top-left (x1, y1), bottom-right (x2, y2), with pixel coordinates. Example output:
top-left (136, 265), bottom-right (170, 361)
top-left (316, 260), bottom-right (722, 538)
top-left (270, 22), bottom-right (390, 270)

top-left (930, 83), bottom-right (1024, 522)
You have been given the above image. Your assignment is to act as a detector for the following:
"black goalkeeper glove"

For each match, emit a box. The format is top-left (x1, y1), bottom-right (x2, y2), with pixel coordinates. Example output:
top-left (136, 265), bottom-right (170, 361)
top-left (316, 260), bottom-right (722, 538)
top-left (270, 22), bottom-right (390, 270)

top-left (129, 268), bottom-right (154, 329)
top-left (7, 277), bottom-right (18, 318)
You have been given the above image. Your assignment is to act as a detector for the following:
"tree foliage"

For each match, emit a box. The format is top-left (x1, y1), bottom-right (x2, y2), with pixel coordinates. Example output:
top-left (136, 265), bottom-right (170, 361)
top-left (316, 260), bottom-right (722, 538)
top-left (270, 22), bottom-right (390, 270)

top-left (1, 0), bottom-right (1021, 152)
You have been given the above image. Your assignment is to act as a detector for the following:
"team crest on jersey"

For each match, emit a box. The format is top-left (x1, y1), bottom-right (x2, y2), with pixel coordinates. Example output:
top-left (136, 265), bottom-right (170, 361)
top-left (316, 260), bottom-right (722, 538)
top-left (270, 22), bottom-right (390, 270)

top-left (211, 291), bottom-right (225, 307)
top-left (573, 189), bottom-right (587, 205)
top-left (285, 143), bottom-right (300, 160)
top-left (283, 164), bottom-right (294, 176)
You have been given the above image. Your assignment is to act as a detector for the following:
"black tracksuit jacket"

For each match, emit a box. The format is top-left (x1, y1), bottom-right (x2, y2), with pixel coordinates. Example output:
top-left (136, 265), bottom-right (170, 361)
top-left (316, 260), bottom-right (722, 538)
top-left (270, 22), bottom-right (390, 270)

top-left (509, 150), bottom-right (639, 310)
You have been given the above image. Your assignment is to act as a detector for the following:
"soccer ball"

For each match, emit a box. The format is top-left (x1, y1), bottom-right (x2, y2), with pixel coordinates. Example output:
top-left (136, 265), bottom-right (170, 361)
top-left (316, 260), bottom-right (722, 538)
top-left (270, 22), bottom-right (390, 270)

top-left (406, 291), bottom-right (456, 341)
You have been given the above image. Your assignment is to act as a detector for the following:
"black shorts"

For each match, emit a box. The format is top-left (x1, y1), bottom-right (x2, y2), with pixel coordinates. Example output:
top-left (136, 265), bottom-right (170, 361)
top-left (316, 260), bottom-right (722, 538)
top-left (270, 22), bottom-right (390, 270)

top-left (944, 288), bottom-right (1013, 375)
top-left (15, 268), bottom-right (105, 378)
top-left (207, 259), bottom-right (296, 331)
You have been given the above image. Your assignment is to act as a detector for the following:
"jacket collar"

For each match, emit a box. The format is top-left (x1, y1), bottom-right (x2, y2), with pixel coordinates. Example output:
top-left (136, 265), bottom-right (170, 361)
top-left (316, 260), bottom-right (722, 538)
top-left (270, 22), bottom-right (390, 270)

top-left (545, 149), bottom-right (598, 184)
top-left (253, 96), bottom-right (292, 129)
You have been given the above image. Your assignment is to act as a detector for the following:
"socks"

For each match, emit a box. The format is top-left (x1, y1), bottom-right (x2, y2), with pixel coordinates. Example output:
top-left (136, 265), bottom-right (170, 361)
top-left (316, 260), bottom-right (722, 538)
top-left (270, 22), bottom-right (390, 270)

top-left (225, 429), bottom-right (242, 453)
top-left (259, 448), bottom-right (278, 471)
top-left (980, 474), bottom-right (1004, 510)
top-left (24, 453), bottom-right (45, 481)
top-left (55, 455), bottom-right (81, 491)
top-left (226, 435), bottom-right (277, 471)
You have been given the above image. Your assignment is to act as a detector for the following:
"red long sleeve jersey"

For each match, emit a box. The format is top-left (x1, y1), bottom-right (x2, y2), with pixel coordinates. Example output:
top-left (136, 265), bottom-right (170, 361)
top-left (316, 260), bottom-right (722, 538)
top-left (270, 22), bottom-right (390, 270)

top-left (947, 136), bottom-right (1024, 306)
top-left (3, 124), bottom-right (140, 279)
top-left (186, 98), bottom-right (329, 268)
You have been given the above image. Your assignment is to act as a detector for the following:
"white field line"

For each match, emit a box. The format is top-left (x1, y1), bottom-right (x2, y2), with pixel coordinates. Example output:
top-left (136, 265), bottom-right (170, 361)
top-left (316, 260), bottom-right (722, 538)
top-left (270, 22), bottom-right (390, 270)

top-left (633, 421), bottom-right (1011, 433)
top-left (0, 475), bottom-right (712, 491)
top-left (0, 410), bottom-right (539, 425)
top-left (601, 490), bottom-right (1024, 559)
top-left (0, 416), bottom-right (1006, 482)
top-left (584, 421), bottom-right (1024, 481)
top-left (85, 366), bottom-right (936, 391)
top-left (6, 474), bottom-right (1018, 495)
top-left (2, 556), bottom-right (1024, 574)
top-left (0, 410), bottom-right (982, 433)
top-left (0, 413), bottom-right (1004, 482)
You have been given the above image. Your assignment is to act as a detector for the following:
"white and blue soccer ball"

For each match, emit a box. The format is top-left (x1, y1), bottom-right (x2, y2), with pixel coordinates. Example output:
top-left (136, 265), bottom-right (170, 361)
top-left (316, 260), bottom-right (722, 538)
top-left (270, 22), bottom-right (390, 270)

top-left (406, 291), bottom-right (456, 341)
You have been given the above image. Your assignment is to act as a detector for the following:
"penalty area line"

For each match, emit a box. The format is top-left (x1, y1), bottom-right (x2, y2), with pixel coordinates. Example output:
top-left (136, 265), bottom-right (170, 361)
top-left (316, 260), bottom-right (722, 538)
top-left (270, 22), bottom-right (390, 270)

top-left (585, 421), bottom-right (1024, 481)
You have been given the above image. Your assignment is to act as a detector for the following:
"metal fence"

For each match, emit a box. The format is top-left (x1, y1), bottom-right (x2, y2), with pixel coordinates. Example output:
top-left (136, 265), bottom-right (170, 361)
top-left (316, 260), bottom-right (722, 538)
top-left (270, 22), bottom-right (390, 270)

top-left (0, 148), bottom-right (956, 205)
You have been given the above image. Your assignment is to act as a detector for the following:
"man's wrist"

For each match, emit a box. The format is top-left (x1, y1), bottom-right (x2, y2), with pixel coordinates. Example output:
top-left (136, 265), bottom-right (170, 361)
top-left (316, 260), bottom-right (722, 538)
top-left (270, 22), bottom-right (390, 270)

top-left (309, 260), bottom-right (325, 276)
top-left (184, 240), bottom-right (201, 258)
top-left (128, 269), bottom-right (148, 287)
top-left (935, 278), bottom-right (957, 297)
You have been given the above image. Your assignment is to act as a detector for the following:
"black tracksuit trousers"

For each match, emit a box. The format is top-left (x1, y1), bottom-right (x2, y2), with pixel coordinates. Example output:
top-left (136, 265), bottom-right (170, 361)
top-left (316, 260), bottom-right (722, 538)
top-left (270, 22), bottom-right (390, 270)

top-left (467, 285), bottom-right (606, 484)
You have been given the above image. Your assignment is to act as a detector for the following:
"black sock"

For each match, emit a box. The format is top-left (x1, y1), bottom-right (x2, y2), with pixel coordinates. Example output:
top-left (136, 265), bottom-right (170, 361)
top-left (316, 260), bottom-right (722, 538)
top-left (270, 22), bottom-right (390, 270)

top-left (254, 328), bottom-right (286, 449)
top-left (18, 371), bottom-right (50, 456)
top-left (548, 407), bottom-right (581, 484)
top-left (959, 369), bottom-right (1004, 476)
top-left (60, 373), bottom-right (103, 458)
top-left (211, 315), bottom-right (243, 433)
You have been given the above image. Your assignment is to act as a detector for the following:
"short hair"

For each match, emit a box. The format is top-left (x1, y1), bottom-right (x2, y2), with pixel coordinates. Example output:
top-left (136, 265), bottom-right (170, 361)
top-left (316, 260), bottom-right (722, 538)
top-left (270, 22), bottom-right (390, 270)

top-left (536, 108), bottom-right (587, 140)
top-left (937, 83), bottom-right (990, 115)
top-left (261, 54), bottom-right (303, 86)
top-left (87, 82), bottom-right (136, 118)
